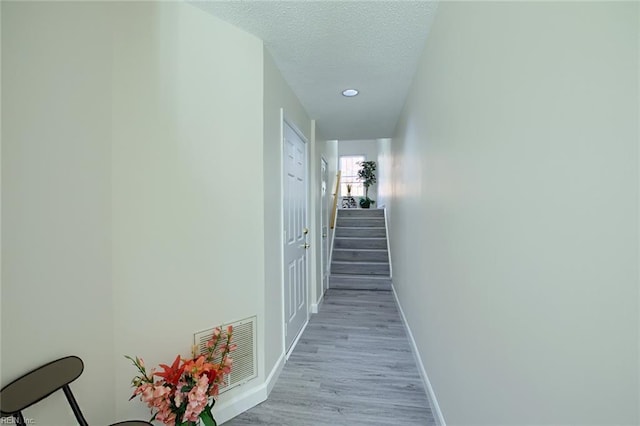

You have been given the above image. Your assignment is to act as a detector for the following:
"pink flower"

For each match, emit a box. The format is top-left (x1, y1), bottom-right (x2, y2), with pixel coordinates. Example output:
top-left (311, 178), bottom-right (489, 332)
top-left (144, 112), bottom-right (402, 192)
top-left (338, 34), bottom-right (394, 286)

top-left (136, 384), bottom-right (163, 405)
top-left (183, 375), bottom-right (210, 422)
top-left (133, 383), bottom-right (153, 402)
top-left (174, 382), bottom-right (186, 407)
top-left (156, 405), bottom-right (176, 426)
top-left (209, 383), bottom-right (220, 397)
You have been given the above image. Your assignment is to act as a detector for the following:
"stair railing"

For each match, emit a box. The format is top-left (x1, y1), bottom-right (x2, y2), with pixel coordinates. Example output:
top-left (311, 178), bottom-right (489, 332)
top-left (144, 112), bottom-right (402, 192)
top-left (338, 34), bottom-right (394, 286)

top-left (330, 171), bottom-right (341, 229)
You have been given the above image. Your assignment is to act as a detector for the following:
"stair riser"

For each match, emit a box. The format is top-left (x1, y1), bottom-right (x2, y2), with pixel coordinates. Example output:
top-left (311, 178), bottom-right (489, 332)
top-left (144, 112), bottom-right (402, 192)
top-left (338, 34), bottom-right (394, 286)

top-left (330, 280), bottom-right (392, 291)
top-left (332, 250), bottom-right (389, 262)
top-left (335, 227), bottom-right (386, 238)
top-left (330, 275), bottom-right (391, 284)
top-left (331, 263), bottom-right (390, 275)
top-left (336, 218), bottom-right (386, 228)
top-left (334, 238), bottom-right (387, 249)
top-left (338, 209), bottom-right (385, 218)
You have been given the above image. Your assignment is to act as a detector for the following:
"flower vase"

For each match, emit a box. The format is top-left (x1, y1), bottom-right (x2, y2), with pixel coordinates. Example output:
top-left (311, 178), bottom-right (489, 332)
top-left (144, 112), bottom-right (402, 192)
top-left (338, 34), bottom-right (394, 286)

top-left (199, 406), bottom-right (217, 426)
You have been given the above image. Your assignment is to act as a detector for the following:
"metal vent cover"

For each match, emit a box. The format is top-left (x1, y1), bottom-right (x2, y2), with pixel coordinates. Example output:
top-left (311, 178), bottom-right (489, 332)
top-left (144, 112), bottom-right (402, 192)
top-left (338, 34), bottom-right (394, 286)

top-left (193, 316), bottom-right (257, 393)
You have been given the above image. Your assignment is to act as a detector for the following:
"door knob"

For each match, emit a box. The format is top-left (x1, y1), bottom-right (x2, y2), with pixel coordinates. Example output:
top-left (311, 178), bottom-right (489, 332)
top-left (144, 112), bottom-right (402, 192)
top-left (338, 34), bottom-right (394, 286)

top-left (303, 227), bottom-right (309, 235)
top-left (300, 243), bottom-right (310, 249)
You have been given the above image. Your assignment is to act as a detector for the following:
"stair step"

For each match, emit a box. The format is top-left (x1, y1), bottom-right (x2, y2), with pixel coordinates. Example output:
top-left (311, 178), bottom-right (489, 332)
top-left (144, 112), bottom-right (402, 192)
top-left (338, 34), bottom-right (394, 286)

top-left (331, 209), bottom-right (390, 289)
top-left (332, 249), bottom-right (389, 262)
top-left (338, 209), bottom-right (385, 218)
top-left (330, 274), bottom-right (392, 291)
top-left (336, 218), bottom-right (386, 228)
top-left (331, 261), bottom-right (390, 275)
top-left (334, 237), bottom-right (388, 249)
top-left (335, 226), bottom-right (387, 238)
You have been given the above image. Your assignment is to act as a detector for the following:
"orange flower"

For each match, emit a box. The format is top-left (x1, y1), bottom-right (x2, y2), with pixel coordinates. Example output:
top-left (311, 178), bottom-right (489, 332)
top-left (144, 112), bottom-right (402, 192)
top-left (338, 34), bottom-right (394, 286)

top-left (182, 355), bottom-right (214, 378)
top-left (154, 355), bottom-right (184, 386)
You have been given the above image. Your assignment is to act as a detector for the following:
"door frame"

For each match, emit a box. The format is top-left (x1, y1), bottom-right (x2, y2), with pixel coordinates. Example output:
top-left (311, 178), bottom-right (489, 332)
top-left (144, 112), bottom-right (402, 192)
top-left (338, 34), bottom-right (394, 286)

top-left (280, 110), bottom-right (311, 358)
top-left (320, 156), bottom-right (330, 294)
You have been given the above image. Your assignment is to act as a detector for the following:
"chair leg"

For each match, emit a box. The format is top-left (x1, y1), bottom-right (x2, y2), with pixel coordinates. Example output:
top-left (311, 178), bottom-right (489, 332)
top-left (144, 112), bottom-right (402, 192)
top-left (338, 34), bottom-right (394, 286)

top-left (15, 412), bottom-right (27, 426)
top-left (62, 385), bottom-right (89, 426)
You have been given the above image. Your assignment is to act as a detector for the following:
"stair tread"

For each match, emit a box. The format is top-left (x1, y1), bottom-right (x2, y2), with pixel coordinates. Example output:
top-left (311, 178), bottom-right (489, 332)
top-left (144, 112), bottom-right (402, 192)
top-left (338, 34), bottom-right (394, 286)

top-left (335, 236), bottom-right (386, 239)
top-left (332, 260), bottom-right (389, 265)
top-left (336, 226), bottom-right (385, 229)
top-left (337, 214), bottom-right (383, 215)
top-left (333, 248), bottom-right (387, 251)
top-left (338, 223), bottom-right (384, 228)
top-left (329, 272), bottom-right (391, 280)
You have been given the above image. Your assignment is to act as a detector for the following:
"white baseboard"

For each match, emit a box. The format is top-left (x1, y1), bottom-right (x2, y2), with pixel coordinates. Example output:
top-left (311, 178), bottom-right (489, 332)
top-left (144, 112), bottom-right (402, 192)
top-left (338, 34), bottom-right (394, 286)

top-left (382, 207), bottom-right (392, 278)
top-left (391, 285), bottom-right (446, 426)
top-left (286, 319), bottom-right (308, 360)
top-left (215, 382), bottom-right (266, 425)
top-left (266, 352), bottom-right (286, 396)
top-left (310, 291), bottom-right (325, 314)
top-left (217, 352), bottom-right (286, 424)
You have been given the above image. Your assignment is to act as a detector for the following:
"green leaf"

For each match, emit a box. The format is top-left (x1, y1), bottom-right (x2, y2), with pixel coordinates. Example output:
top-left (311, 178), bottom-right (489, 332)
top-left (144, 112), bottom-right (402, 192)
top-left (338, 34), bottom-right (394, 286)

top-left (200, 406), bottom-right (217, 426)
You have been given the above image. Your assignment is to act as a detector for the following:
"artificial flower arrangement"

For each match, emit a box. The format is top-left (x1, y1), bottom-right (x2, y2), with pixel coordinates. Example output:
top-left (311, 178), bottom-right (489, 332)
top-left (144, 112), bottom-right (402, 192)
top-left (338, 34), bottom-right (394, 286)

top-left (126, 326), bottom-right (236, 426)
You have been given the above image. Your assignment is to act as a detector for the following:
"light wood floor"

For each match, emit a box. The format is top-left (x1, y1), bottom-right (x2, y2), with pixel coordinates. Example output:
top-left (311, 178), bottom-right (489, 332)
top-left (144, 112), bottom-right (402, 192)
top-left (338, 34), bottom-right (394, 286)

top-left (224, 289), bottom-right (436, 426)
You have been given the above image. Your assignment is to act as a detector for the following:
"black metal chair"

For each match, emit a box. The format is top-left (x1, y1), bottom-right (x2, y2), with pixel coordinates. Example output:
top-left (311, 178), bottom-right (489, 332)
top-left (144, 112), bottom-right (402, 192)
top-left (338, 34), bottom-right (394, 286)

top-left (0, 355), bottom-right (151, 426)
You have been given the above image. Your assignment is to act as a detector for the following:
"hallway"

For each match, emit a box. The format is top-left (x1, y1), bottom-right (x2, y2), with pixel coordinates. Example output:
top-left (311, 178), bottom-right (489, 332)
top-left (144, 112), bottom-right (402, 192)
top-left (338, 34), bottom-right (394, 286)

top-left (2, 2), bottom-right (637, 424)
top-left (225, 289), bottom-right (435, 426)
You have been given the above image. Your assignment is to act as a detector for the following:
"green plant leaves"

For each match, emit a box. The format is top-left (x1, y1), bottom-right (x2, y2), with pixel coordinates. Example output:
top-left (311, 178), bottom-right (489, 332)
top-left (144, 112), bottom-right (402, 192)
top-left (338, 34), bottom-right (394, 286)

top-left (357, 161), bottom-right (377, 188)
top-left (200, 406), bottom-right (217, 426)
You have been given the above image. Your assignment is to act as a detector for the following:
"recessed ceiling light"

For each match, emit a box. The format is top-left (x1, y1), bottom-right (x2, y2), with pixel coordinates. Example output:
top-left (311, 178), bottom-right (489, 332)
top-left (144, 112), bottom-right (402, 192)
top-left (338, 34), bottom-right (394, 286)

top-left (342, 89), bottom-right (359, 97)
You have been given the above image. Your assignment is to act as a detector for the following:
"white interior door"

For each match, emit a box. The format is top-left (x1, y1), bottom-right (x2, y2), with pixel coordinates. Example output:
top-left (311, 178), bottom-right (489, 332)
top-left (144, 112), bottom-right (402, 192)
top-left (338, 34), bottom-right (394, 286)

top-left (283, 121), bottom-right (309, 353)
top-left (321, 158), bottom-right (330, 293)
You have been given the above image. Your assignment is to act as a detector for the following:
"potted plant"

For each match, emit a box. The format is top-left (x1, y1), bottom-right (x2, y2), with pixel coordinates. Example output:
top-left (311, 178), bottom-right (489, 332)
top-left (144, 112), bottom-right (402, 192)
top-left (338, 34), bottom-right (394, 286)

top-left (357, 160), bottom-right (377, 208)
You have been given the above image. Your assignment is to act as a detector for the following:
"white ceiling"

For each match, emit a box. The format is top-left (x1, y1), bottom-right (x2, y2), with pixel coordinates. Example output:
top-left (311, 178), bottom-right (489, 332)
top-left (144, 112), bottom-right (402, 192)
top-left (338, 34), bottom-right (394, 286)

top-left (192, 1), bottom-right (438, 140)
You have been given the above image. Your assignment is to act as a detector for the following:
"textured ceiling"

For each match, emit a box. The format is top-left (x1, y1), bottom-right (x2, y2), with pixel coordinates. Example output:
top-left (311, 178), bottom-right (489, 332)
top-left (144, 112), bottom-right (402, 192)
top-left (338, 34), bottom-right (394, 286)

top-left (192, 1), bottom-right (438, 140)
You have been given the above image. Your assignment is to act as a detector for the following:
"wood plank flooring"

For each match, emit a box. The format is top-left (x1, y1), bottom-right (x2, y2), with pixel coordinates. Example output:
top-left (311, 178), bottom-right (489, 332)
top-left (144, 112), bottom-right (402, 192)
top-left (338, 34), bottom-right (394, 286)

top-left (223, 289), bottom-right (435, 426)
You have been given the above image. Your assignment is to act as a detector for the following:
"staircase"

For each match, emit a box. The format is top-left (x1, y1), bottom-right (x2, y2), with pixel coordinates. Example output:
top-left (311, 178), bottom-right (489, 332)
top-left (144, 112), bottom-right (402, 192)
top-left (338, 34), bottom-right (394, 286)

top-left (330, 208), bottom-right (392, 291)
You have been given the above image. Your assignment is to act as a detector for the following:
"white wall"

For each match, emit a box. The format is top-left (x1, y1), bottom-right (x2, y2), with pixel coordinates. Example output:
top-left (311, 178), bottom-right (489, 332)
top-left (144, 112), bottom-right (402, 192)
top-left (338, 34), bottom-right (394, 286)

top-left (262, 48), bottom-right (311, 379)
top-left (338, 139), bottom-right (378, 161)
top-left (111, 3), bottom-right (265, 422)
top-left (391, 2), bottom-right (639, 425)
top-left (376, 139), bottom-right (392, 209)
top-left (2, 3), bottom-right (116, 423)
top-left (2, 2), bottom-right (268, 424)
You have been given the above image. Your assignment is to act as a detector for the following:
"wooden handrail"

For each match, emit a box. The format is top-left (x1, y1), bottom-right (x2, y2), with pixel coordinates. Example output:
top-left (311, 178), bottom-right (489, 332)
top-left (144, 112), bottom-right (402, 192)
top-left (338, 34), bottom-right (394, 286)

top-left (330, 171), bottom-right (341, 229)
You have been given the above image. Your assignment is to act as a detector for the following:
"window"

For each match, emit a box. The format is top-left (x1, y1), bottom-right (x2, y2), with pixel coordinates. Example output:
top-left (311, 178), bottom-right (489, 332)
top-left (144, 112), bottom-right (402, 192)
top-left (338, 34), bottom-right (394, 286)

top-left (339, 155), bottom-right (365, 197)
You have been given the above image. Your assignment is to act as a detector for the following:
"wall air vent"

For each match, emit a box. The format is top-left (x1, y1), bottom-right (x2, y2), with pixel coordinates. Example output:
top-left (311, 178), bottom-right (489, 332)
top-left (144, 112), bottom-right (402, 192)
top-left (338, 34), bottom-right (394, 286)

top-left (193, 316), bottom-right (257, 394)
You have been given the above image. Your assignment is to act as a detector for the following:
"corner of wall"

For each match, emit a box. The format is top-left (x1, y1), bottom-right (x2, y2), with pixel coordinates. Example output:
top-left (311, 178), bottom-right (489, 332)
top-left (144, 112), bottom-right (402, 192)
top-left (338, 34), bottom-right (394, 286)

top-left (391, 285), bottom-right (445, 426)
